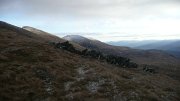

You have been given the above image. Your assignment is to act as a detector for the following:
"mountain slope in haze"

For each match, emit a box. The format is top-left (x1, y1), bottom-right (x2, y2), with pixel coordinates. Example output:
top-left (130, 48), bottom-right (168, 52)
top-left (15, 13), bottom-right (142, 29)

top-left (0, 21), bottom-right (180, 101)
top-left (63, 35), bottom-right (179, 65)
top-left (108, 40), bottom-right (180, 58)
top-left (135, 40), bottom-right (180, 50)
top-left (107, 40), bottom-right (158, 48)
top-left (63, 35), bottom-right (130, 51)
top-left (135, 40), bottom-right (180, 58)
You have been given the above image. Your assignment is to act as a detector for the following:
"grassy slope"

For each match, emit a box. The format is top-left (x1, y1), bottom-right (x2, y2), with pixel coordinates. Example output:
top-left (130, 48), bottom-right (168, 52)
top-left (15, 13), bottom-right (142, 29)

top-left (0, 22), bottom-right (180, 101)
top-left (22, 26), bottom-right (85, 51)
top-left (63, 35), bottom-right (180, 80)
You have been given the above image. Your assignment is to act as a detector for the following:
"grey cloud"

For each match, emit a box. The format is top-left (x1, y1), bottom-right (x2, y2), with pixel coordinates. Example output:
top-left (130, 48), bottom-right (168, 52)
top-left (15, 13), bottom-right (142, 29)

top-left (1, 0), bottom-right (180, 41)
top-left (1, 0), bottom-right (180, 19)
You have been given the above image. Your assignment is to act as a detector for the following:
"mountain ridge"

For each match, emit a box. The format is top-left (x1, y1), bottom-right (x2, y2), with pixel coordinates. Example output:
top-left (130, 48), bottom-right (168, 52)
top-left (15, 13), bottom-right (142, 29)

top-left (63, 35), bottom-right (179, 64)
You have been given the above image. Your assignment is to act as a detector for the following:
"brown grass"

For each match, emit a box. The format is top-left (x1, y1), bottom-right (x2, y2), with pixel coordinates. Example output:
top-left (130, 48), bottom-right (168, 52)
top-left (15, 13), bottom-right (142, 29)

top-left (0, 24), bottom-right (180, 101)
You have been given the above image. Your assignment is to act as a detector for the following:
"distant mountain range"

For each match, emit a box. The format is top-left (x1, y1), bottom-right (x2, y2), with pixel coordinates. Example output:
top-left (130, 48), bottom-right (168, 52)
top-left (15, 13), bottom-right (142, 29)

top-left (108, 40), bottom-right (180, 58)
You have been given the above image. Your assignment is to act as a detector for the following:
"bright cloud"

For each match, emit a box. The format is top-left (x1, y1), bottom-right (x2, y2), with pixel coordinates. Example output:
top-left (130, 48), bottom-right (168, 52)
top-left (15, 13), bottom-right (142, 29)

top-left (0, 0), bottom-right (180, 41)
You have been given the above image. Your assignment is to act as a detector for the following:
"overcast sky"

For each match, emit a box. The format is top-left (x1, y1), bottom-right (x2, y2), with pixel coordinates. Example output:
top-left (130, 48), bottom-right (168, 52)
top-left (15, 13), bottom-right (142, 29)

top-left (0, 0), bottom-right (180, 41)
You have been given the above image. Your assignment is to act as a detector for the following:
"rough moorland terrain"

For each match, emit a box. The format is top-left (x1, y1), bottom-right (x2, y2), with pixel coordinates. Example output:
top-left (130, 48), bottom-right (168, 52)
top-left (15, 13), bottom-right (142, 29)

top-left (0, 21), bottom-right (180, 101)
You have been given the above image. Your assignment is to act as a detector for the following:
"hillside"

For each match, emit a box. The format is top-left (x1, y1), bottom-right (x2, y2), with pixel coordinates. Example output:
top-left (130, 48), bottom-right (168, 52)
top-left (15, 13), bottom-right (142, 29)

top-left (63, 35), bottom-right (180, 79)
top-left (22, 26), bottom-right (65, 43)
top-left (63, 35), bottom-right (179, 65)
top-left (0, 21), bottom-right (180, 101)
top-left (63, 35), bottom-right (130, 52)
top-left (22, 26), bottom-right (85, 51)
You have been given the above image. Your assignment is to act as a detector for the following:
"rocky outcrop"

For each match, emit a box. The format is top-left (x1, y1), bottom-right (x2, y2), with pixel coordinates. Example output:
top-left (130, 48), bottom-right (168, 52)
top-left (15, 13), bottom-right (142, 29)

top-left (143, 65), bottom-right (156, 74)
top-left (34, 68), bottom-right (54, 95)
top-left (52, 41), bottom-right (138, 68)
